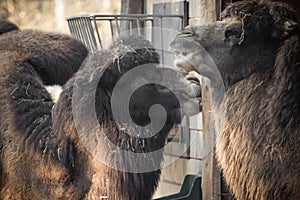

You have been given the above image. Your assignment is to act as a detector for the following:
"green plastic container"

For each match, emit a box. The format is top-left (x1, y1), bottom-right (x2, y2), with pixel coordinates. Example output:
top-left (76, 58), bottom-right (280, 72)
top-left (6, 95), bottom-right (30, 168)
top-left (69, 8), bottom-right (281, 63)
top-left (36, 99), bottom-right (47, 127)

top-left (154, 174), bottom-right (202, 200)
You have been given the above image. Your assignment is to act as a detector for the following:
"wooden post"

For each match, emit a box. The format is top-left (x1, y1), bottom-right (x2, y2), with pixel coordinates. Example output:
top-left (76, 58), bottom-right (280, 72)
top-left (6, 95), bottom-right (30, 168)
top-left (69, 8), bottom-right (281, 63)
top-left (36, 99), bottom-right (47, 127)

top-left (120, 0), bottom-right (144, 32)
top-left (201, 86), bottom-right (221, 200)
top-left (121, 0), bottom-right (144, 14)
top-left (188, 0), bottom-right (222, 199)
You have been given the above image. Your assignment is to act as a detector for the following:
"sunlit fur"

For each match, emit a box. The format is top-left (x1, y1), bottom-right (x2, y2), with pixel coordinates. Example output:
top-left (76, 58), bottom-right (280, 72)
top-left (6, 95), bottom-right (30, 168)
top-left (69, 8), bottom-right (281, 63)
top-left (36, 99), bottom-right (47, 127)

top-left (170, 1), bottom-right (300, 199)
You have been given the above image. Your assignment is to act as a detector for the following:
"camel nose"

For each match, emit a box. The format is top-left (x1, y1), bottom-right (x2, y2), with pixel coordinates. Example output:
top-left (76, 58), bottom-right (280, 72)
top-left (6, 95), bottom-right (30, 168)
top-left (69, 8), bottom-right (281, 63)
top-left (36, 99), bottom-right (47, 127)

top-left (175, 29), bottom-right (194, 37)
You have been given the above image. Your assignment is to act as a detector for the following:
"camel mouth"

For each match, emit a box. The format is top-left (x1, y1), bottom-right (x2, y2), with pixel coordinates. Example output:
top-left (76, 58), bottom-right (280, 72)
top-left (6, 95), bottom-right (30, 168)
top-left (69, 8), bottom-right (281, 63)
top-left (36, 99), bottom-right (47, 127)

top-left (172, 48), bottom-right (216, 83)
top-left (171, 51), bottom-right (202, 100)
top-left (186, 74), bottom-right (200, 86)
top-left (181, 70), bottom-right (202, 116)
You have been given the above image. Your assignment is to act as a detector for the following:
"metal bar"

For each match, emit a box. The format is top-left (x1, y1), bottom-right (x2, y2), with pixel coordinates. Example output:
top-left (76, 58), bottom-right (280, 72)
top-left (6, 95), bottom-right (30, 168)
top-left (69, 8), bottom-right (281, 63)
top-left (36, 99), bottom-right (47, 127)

top-left (69, 20), bottom-right (78, 39)
top-left (136, 18), bottom-right (141, 35)
top-left (159, 16), bottom-right (164, 66)
top-left (84, 17), bottom-right (96, 51)
top-left (109, 20), bottom-right (114, 36)
top-left (92, 14), bottom-right (184, 18)
top-left (74, 19), bottom-right (85, 44)
top-left (79, 17), bottom-right (93, 51)
top-left (129, 20), bottom-right (133, 35)
top-left (67, 14), bottom-right (186, 50)
top-left (85, 17), bottom-right (98, 50)
top-left (67, 19), bottom-right (75, 37)
top-left (115, 16), bottom-right (120, 35)
top-left (79, 17), bottom-right (91, 50)
top-left (91, 15), bottom-right (103, 49)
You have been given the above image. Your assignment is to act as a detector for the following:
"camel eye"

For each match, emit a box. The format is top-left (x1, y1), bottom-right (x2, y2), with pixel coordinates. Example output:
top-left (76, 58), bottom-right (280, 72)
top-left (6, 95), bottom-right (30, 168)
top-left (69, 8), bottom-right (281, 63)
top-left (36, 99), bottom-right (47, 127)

top-left (224, 22), bottom-right (244, 46)
top-left (225, 26), bottom-right (242, 39)
top-left (225, 30), bottom-right (241, 38)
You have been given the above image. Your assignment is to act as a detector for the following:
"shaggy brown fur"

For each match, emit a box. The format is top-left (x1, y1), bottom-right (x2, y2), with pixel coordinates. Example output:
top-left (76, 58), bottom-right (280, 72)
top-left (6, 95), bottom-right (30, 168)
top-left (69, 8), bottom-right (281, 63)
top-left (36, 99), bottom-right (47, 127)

top-left (0, 21), bottom-right (89, 199)
top-left (0, 26), bottom-right (200, 199)
top-left (170, 0), bottom-right (300, 199)
top-left (0, 20), bottom-right (89, 85)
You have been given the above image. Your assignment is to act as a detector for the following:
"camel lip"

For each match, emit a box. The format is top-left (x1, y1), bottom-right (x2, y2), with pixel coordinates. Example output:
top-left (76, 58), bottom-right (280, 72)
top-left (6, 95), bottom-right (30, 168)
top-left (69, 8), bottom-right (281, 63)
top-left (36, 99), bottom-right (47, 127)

top-left (184, 71), bottom-right (202, 106)
top-left (169, 68), bottom-right (201, 109)
top-left (187, 76), bottom-right (200, 85)
top-left (185, 71), bottom-right (202, 86)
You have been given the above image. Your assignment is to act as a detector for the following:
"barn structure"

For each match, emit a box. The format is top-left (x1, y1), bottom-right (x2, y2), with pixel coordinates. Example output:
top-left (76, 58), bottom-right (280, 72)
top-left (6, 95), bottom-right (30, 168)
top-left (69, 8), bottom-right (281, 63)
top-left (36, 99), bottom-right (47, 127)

top-left (67, 0), bottom-right (300, 199)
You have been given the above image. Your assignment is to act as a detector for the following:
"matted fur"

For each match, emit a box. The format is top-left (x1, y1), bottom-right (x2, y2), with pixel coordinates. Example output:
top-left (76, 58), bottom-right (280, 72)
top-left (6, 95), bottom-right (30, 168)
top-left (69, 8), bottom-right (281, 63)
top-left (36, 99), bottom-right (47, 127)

top-left (0, 21), bottom-right (89, 199)
top-left (51, 35), bottom-right (184, 199)
top-left (0, 25), bottom-right (200, 199)
top-left (0, 20), bottom-right (88, 85)
top-left (170, 0), bottom-right (300, 199)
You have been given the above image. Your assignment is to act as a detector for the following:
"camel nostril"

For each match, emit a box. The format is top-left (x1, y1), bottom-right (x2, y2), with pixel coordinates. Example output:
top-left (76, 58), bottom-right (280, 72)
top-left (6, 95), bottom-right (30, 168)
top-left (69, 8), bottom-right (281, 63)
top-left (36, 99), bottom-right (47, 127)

top-left (177, 30), bottom-right (194, 37)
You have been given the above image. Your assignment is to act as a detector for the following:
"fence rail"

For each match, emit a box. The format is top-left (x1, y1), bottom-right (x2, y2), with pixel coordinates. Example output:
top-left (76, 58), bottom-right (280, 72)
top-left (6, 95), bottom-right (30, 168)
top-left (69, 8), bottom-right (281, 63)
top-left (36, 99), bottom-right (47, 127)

top-left (66, 14), bottom-right (186, 51)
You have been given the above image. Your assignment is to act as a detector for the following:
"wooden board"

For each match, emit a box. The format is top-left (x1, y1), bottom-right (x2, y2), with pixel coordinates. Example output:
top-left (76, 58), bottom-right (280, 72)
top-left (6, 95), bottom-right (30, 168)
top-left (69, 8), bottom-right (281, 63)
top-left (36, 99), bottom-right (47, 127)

top-left (187, 0), bottom-right (222, 199)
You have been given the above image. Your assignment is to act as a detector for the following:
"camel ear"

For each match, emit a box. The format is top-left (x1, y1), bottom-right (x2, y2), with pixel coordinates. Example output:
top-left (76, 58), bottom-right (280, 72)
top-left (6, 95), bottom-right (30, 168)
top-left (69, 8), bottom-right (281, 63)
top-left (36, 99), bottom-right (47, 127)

top-left (272, 19), bottom-right (298, 39)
